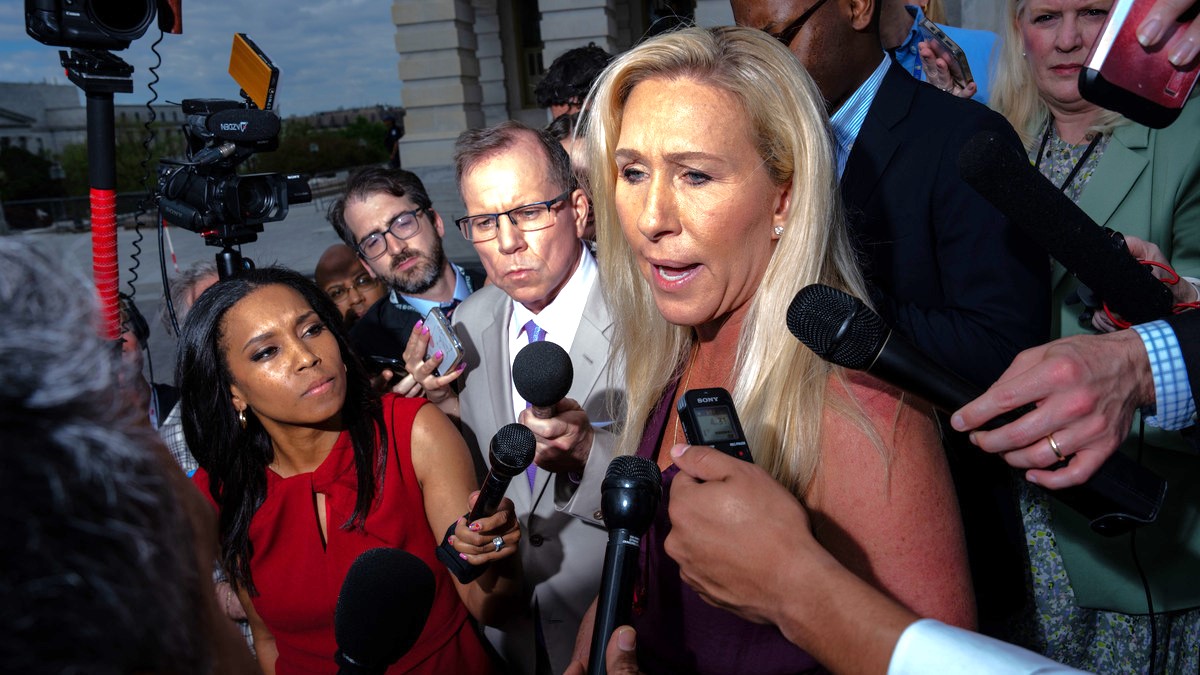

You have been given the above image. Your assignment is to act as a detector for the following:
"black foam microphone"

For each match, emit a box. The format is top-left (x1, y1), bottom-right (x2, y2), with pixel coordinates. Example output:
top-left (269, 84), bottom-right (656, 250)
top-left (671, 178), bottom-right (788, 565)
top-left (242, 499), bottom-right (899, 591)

top-left (468, 422), bottom-right (537, 522)
top-left (201, 107), bottom-right (281, 144)
top-left (958, 130), bottom-right (1174, 325)
top-left (437, 423), bottom-right (535, 583)
top-left (589, 455), bottom-right (662, 675)
top-left (334, 548), bottom-right (436, 675)
top-left (513, 340), bottom-right (574, 419)
top-left (786, 283), bottom-right (1166, 536)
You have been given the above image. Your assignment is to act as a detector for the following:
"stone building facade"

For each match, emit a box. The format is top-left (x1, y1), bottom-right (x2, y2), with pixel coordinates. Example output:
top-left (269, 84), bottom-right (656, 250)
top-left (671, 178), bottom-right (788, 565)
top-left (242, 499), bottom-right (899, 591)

top-left (0, 82), bottom-right (184, 158)
top-left (389, 0), bottom-right (998, 169)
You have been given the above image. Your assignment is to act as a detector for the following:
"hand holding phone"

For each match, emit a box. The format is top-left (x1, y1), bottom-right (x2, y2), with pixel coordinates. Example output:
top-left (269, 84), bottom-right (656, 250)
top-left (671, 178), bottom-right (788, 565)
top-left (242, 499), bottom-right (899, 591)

top-left (423, 307), bottom-right (464, 377)
top-left (1081, 0), bottom-right (1200, 128)
top-left (918, 17), bottom-right (975, 94)
top-left (676, 388), bottom-right (753, 463)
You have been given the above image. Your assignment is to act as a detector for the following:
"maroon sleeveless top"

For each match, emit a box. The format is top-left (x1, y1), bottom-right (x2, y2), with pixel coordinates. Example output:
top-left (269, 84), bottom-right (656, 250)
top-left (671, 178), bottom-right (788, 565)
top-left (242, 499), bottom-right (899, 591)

top-left (631, 383), bottom-right (824, 675)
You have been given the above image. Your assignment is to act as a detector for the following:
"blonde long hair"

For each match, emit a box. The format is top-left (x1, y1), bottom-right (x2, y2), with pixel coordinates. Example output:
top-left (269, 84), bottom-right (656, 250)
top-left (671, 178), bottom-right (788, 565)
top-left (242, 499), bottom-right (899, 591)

top-left (583, 26), bottom-right (875, 498)
top-left (991, 0), bottom-right (1127, 149)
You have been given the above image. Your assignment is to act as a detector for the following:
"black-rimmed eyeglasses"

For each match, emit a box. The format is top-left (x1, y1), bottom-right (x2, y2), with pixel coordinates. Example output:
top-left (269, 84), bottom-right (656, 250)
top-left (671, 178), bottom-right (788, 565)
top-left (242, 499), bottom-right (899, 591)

top-left (455, 191), bottom-right (570, 243)
top-left (765, 0), bottom-right (832, 48)
top-left (356, 207), bottom-right (428, 260)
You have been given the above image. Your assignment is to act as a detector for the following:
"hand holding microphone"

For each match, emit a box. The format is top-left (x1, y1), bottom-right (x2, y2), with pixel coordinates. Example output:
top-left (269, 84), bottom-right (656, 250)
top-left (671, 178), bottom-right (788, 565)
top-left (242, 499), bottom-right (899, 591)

top-left (589, 455), bottom-right (661, 675)
top-left (958, 130), bottom-right (1176, 326)
top-left (436, 423), bottom-right (531, 582)
top-left (787, 284), bottom-right (1166, 536)
top-left (513, 340), bottom-right (595, 474)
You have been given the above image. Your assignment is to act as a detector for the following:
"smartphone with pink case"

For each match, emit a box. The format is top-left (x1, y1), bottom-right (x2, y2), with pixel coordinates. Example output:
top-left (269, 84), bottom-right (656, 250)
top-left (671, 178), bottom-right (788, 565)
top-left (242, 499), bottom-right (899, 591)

top-left (1080, 0), bottom-right (1200, 128)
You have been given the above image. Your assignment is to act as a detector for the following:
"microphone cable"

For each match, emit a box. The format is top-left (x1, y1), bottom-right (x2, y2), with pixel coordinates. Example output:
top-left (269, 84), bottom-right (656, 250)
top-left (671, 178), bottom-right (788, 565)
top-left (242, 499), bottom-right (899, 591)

top-left (1128, 418), bottom-right (1161, 675)
top-left (128, 29), bottom-right (167, 385)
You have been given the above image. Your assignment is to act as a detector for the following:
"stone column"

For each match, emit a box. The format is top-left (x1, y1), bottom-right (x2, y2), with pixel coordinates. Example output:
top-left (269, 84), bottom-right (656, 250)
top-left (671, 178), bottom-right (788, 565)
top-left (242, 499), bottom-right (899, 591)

top-left (539, 0), bottom-right (620, 65)
top-left (694, 0), bottom-right (733, 27)
top-left (392, 0), bottom-right (484, 169)
top-left (473, 0), bottom-right (508, 127)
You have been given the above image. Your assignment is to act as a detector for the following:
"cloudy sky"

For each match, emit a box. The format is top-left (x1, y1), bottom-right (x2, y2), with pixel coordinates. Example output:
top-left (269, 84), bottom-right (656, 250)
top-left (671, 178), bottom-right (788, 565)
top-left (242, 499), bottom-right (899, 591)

top-left (1, 0), bottom-right (402, 116)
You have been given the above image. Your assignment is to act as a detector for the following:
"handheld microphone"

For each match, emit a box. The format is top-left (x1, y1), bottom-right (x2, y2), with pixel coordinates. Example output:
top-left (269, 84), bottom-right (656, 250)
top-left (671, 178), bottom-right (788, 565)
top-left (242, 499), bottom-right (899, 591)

top-left (786, 283), bottom-right (1166, 536)
top-left (437, 423), bottom-right (535, 583)
top-left (957, 130), bottom-right (1174, 325)
top-left (513, 340), bottom-right (574, 419)
top-left (468, 422), bottom-right (537, 522)
top-left (334, 548), bottom-right (436, 675)
top-left (589, 455), bottom-right (662, 675)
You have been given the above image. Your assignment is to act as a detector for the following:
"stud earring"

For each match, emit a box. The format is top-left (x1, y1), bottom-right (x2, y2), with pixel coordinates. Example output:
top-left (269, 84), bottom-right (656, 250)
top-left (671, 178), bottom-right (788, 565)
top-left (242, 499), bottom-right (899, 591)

top-left (238, 409), bottom-right (247, 429)
top-left (773, 226), bottom-right (785, 237)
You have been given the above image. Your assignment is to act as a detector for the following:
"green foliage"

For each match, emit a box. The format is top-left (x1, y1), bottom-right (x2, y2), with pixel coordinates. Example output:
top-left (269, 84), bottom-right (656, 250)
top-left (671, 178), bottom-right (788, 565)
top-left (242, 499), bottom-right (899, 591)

top-left (56, 120), bottom-right (187, 197)
top-left (30, 113), bottom-right (390, 198)
top-left (0, 146), bottom-right (55, 201)
top-left (252, 115), bottom-right (388, 175)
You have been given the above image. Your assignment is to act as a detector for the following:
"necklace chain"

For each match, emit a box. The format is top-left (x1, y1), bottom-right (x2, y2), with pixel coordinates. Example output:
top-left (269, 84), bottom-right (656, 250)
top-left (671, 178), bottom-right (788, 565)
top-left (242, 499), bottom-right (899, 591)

top-left (671, 341), bottom-right (700, 449)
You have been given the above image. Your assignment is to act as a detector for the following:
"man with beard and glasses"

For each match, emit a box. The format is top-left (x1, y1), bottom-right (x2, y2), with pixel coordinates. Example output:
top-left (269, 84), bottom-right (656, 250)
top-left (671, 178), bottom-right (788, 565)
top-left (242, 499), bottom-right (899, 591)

top-left (327, 167), bottom-right (485, 370)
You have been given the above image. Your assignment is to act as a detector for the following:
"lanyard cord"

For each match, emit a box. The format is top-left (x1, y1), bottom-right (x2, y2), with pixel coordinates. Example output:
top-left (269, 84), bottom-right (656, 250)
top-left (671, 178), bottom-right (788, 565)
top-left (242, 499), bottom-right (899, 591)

top-left (1034, 119), bottom-right (1102, 193)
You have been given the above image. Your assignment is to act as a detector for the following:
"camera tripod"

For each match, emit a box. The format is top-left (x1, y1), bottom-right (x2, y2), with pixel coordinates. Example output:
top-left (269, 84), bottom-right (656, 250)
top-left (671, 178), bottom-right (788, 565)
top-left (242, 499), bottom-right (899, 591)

top-left (61, 48), bottom-right (133, 341)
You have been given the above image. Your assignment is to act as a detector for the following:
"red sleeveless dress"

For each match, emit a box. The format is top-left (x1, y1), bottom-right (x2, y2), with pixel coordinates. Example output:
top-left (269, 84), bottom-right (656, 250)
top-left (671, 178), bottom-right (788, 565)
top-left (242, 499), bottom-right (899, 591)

top-left (194, 395), bottom-right (495, 674)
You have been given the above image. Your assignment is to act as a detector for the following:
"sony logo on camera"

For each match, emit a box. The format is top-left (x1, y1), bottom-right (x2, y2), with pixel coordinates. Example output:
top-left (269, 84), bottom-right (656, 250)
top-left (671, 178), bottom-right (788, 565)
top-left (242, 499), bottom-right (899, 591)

top-left (696, 396), bottom-right (721, 404)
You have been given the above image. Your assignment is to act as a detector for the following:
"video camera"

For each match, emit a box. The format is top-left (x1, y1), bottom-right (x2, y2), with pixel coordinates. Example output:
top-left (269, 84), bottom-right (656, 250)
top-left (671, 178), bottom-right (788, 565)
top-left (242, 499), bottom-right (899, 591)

top-left (157, 99), bottom-right (311, 244)
top-left (25, 0), bottom-right (180, 51)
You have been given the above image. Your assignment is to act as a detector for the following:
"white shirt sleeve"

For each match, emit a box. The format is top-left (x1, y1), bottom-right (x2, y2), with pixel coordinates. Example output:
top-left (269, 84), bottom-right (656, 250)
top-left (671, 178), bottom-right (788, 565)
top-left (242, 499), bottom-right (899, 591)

top-left (888, 619), bottom-right (1092, 675)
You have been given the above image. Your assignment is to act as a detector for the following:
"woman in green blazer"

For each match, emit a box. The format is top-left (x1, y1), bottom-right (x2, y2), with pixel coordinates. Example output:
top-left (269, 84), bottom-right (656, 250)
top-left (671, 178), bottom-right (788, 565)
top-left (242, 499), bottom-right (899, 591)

top-left (991, 0), bottom-right (1200, 672)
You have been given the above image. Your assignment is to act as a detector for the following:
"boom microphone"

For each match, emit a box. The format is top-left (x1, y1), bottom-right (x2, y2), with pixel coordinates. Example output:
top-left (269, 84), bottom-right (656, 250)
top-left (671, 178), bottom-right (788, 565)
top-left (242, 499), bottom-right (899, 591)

top-left (185, 101), bottom-right (281, 146)
top-left (589, 455), bottom-right (662, 675)
top-left (957, 130), bottom-right (1174, 325)
top-left (513, 340), bottom-right (573, 419)
top-left (786, 283), bottom-right (1166, 536)
top-left (468, 422), bottom-right (537, 522)
top-left (334, 548), bottom-right (436, 675)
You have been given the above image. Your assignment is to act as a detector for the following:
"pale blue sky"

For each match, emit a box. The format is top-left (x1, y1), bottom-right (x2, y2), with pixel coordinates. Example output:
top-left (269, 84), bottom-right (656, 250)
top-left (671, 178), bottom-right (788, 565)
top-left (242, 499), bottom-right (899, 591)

top-left (2, 0), bottom-right (402, 116)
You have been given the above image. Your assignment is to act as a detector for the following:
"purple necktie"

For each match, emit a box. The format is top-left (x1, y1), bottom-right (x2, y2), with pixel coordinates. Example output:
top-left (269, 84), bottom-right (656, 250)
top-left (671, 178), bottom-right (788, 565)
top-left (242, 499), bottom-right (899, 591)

top-left (521, 319), bottom-right (546, 491)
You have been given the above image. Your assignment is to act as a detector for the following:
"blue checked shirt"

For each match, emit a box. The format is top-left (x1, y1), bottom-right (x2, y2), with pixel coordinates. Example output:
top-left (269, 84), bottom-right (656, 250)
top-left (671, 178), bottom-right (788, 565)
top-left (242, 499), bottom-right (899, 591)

top-left (1132, 320), bottom-right (1197, 429)
top-left (830, 55), bottom-right (891, 179)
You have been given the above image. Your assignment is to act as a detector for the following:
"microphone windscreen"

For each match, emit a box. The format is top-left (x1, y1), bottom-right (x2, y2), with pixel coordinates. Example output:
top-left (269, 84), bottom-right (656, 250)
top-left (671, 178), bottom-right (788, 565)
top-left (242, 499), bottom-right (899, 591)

top-left (601, 456), bottom-right (662, 533)
top-left (335, 548), bottom-right (436, 671)
top-left (786, 284), bottom-right (885, 370)
top-left (512, 340), bottom-right (573, 407)
top-left (207, 108), bottom-right (281, 143)
top-left (491, 422), bottom-right (537, 474)
top-left (957, 130), bottom-right (1174, 324)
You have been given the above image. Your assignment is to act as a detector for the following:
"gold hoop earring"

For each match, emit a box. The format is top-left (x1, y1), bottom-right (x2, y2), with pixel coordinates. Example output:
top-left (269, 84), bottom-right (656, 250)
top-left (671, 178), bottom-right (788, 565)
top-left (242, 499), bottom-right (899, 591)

top-left (238, 409), bottom-right (247, 430)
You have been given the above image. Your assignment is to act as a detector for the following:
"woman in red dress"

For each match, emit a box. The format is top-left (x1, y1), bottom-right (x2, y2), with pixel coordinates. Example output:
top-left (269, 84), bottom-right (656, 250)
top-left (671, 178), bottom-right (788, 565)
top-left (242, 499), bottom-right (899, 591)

top-left (178, 267), bottom-right (520, 674)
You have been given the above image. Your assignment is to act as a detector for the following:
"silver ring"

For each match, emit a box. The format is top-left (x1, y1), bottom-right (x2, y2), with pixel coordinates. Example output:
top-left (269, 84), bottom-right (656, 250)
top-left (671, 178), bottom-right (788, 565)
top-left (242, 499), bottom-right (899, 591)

top-left (492, 536), bottom-right (505, 552)
top-left (1047, 434), bottom-right (1065, 462)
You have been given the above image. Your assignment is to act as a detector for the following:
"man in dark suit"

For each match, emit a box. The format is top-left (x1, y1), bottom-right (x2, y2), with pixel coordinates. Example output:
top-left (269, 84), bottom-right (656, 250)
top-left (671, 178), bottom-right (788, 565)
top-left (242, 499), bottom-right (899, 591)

top-left (327, 167), bottom-right (484, 365)
top-left (732, 0), bottom-right (1047, 387)
top-left (732, 0), bottom-right (1050, 637)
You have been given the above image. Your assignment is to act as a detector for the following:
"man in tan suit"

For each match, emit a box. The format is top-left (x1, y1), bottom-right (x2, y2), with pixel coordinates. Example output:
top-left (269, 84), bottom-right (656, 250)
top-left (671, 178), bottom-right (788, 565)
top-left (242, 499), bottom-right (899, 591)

top-left (408, 120), bottom-right (619, 675)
